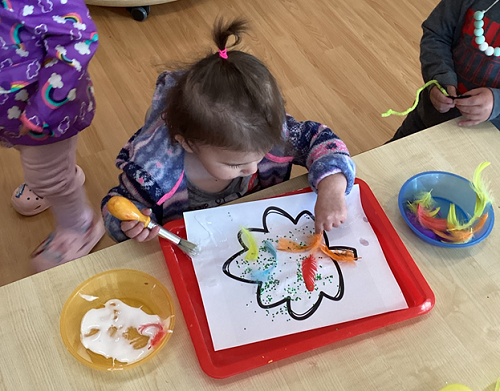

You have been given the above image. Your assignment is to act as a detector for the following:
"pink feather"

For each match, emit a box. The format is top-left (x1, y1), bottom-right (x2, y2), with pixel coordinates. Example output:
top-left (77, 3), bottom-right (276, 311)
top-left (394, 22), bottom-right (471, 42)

top-left (416, 204), bottom-right (448, 231)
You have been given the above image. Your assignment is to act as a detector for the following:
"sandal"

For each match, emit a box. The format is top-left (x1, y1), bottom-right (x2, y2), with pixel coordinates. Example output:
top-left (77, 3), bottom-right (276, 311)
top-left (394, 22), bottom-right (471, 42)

top-left (31, 213), bottom-right (105, 272)
top-left (11, 165), bottom-right (85, 216)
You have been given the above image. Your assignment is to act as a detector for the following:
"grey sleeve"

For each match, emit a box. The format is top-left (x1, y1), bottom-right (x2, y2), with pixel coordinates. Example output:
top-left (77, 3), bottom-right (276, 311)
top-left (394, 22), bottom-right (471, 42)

top-left (420, 0), bottom-right (471, 86)
top-left (489, 88), bottom-right (500, 120)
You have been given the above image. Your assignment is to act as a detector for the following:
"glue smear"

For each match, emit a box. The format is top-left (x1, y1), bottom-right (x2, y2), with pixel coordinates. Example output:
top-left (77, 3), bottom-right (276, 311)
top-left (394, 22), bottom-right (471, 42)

top-left (80, 299), bottom-right (172, 364)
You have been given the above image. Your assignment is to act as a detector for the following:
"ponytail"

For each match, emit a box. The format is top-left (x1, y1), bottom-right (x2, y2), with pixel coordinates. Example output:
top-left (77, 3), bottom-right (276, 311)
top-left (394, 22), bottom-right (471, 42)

top-left (163, 18), bottom-right (285, 153)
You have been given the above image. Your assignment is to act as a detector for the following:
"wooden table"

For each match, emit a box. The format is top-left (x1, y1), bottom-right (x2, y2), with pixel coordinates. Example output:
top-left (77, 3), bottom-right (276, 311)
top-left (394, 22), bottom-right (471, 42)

top-left (1, 119), bottom-right (499, 391)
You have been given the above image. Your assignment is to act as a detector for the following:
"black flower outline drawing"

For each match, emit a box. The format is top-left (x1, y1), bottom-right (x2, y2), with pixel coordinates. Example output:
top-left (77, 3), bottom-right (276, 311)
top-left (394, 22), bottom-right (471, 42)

top-left (222, 206), bottom-right (358, 321)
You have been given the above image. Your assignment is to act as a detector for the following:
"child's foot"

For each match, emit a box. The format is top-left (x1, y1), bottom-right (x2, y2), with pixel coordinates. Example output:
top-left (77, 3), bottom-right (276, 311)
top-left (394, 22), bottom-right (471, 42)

top-left (11, 166), bottom-right (85, 216)
top-left (31, 214), bottom-right (105, 273)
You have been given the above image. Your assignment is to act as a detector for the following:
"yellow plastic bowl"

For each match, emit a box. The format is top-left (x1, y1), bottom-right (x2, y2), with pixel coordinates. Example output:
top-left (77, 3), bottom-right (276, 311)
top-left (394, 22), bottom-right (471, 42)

top-left (60, 269), bottom-right (175, 371)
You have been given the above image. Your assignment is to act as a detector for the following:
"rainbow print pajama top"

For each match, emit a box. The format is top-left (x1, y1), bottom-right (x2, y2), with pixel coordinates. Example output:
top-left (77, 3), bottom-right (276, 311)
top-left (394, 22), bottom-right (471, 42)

top-left (0, 0), bottom-right (98, 146)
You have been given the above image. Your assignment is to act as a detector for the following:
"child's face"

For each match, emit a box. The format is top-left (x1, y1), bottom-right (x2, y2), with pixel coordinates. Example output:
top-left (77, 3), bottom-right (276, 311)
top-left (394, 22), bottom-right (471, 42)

top-left (192, 144), bottom-right (266, 181)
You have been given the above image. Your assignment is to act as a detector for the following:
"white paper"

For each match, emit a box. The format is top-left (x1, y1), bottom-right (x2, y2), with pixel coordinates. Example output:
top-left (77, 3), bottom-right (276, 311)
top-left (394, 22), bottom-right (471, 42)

top-left (184, 185), bottom-right (408, 351)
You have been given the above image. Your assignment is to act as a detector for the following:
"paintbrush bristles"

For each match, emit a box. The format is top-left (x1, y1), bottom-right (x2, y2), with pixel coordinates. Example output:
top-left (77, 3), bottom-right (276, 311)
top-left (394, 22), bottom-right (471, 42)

top-left (178, 238), bottom-right (199, 257)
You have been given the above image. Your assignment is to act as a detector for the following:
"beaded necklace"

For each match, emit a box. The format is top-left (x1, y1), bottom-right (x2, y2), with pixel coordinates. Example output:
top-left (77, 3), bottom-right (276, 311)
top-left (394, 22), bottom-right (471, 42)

top-left (473, 0), bottom-right (500, 56)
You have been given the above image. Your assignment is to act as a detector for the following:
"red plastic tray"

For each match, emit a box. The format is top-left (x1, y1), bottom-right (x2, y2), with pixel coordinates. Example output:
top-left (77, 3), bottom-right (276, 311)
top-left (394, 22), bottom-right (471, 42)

top-left (160, 178), bottom-right (434, 378)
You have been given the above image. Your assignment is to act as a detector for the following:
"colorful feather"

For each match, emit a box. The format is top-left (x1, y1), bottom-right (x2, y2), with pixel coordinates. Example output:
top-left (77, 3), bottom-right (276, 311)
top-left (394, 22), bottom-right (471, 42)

top-left (251, 241), bottom-right (277, 281)
top-left (472, 213), bottom-right (488, 234)
top-left (408, 163), bottom-right (493, 243)
top-left (264, 240), bottom-right (278, 259)
top-left (471, 161), bottom-right (493, 220)
top-left (309, 233), bottom-right (323, 252)
top-left (277, 238), bottom-right (308, 252)
top-left (241, 227), bottom-right (258, 261)
top-left (446, 203), bottom-right (460, 229)
top-left (431, 213), bottom-right (488, 244)
top-left (432, 228), bottom-right (474, 244)
top-left (277, 234), bottom-right (359, 263)
top-left (302, 254), bottom-right (317, 291)
top-left (408, 191), bottom-right (439, 214)
top-left (320, 246), bottom-right (357, 263)
top-left (446, 162), bottom-right (493, 232)
top-left (416, 204), bottom-right (448, 232)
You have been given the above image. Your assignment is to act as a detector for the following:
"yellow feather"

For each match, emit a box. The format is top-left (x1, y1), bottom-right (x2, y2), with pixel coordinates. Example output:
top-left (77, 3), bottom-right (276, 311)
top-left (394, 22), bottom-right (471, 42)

top-left (408, 191), bottom-right (439, 214)
top-left (241, 227), bottom-right (259, 261)
top-left (470, 162), bottom-right (493, 219)
top-left (415, 191), bottom-right (436, 209)
top-left (446, 203), bottom-right (459, 229)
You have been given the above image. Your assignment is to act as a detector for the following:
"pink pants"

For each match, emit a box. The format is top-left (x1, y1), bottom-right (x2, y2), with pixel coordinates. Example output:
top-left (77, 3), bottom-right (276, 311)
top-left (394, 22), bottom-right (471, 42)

top-left (17, 136), bottom-right (92, 232)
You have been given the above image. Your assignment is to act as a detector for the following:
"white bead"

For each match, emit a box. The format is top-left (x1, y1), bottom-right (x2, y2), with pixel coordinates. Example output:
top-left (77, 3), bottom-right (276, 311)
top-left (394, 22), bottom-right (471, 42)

top-left (474, 28), bottom-right (485, 36)
top-left (494, 47), bottom-right (500, 56)
top-left (474, 11), bottom-right (485, 20)
top-left (479, 42), bottom-right (489, 51)
top-left (485, 46), bottom-right (495, 56)
top-left (474, 20), bottom-right (484, 28)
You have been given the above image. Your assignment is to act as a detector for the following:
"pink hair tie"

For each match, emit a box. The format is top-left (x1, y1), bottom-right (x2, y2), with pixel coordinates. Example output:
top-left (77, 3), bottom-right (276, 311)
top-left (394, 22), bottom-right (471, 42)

top-left (219, 48), bottom-right (228, 59)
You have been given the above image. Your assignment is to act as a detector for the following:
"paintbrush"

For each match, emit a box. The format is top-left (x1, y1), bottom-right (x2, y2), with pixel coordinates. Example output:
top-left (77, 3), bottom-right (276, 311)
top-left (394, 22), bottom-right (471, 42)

top-left (107, 196), bottom-right (198, 256)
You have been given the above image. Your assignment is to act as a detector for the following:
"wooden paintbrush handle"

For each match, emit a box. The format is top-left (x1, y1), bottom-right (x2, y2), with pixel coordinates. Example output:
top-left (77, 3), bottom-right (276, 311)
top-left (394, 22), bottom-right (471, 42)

top-left (107, 196), bottom-right (151, 227)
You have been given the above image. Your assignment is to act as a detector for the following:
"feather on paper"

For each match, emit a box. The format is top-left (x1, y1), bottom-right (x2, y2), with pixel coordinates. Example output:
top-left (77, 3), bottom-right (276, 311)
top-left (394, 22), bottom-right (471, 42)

top-left (302, 254), bottom-right (317, 291)
top-left (241, 227), bottom-right (258, 261)
top-left (278, 234), bottom-right (359, 263)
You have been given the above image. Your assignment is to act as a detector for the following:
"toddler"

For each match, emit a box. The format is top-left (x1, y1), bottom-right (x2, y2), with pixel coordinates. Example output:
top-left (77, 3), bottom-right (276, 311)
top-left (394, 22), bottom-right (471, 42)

top-left (389, 0), bottom-right (500, 141)
top-left (102, 19), bottom-right (356, 242)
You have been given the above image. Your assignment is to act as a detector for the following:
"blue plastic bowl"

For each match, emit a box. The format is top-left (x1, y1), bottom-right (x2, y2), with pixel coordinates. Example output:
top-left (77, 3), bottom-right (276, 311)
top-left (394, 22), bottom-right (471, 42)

top-left (398, 171), bottom-right (495, 247)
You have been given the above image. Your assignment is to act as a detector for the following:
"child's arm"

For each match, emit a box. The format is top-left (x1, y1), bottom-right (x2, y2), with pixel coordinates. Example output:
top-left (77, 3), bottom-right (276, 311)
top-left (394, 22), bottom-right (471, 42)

top-left (101, 173), bottom-right (161, 242)
top-left (284, 115), bottom-right (356, 232)
top-left (420, 0), bottom-right (468, 87)
top-left (314, 173), bottom-right (348, 232)
top-left (19, 1), bottom-right (98, 132)
top-left (284, 115), bottom-right (356, 194)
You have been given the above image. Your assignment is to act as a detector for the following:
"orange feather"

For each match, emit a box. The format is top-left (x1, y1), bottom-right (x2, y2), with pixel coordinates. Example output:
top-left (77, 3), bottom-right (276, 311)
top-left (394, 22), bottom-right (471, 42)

top-left (320, 246), bottom-right (358, 263)
top-left (278, 234), bottom-right (359, 263)
top-left (277, 238), bottom-right (306, 252)
top-left (472, 213), bottom-right (488, 234)
top-left (416, 204), bottom-right (448, 231)
top-left (432, 228), bottom-right (473, 243)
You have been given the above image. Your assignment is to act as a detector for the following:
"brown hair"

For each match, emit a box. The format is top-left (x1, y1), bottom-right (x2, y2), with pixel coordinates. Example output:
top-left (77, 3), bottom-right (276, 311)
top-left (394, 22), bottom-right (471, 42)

top-left (162, 18), bottom-right (286, 153)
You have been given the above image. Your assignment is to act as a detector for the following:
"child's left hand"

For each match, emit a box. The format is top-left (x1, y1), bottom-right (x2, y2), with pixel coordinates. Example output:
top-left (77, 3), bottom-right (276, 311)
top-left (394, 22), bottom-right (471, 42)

top-left (314, 173), bottom-right (348, 233)
top-left (454, 87), bottom-right (494, 126)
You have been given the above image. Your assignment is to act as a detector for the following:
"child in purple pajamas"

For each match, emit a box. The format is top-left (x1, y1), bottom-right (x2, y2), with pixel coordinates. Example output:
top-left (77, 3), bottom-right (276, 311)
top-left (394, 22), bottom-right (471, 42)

top-left (0, 0), bottom-right (103, 272)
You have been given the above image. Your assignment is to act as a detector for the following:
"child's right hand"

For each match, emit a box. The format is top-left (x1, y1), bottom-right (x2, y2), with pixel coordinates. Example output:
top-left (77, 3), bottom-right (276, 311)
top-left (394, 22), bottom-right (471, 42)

top-left (430, 85), bottom-right (457, 113)
top-left (120, 208), bottom-right (161, 242)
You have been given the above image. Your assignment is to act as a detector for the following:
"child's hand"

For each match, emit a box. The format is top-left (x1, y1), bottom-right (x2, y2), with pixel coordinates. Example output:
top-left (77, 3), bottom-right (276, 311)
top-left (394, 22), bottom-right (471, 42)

top-left (120, 208), bottom-right (161, 242)
top-left (314, 173), bottom-right (348, 233)
top-left (454, 87), bottom-right (494, 126)
top-left (430, 85), bottom-right (456, 113)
